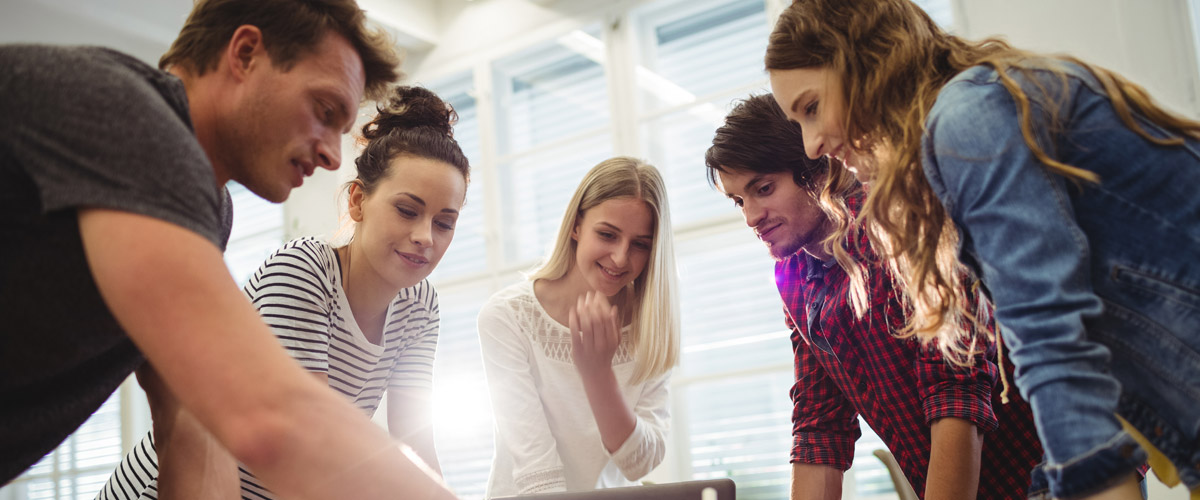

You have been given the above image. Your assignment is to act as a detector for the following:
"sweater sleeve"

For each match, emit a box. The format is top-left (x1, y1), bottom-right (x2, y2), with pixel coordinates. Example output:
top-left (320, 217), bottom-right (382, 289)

top-left (606, 367), bottom-right (670, 481)
top-left (477, 296), bottom-right (567, 494)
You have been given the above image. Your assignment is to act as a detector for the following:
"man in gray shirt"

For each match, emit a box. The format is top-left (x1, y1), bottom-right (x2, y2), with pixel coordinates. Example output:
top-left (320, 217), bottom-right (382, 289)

top-left (0, 1), bottom-right (455, 498)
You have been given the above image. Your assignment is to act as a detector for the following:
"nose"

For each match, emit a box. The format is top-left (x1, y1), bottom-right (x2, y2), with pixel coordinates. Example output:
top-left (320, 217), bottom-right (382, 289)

top-left (411, 219), bottom-right (434, 247)
top-left (742, 198), bottom-right (765, 229)
top-left (802, 124), bottom-right (823, 160)
top-left (611, 243), bottom-right (629, 269)
top-left (315, 132), bottom-right (342, 171)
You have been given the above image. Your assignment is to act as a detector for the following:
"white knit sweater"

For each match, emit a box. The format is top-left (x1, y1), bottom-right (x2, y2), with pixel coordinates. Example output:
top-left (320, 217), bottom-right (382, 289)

top-left (477, 280), bottom-right (671, 498)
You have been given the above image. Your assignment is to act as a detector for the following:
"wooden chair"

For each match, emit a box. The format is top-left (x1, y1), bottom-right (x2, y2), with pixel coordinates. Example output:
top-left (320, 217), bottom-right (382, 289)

top-left (872, 449), bottom-right (919, 500)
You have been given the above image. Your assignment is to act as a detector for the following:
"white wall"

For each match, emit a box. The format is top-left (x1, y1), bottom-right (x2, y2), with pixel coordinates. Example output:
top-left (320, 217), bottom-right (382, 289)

top-left (956, 0), bottom-right (1200, 118)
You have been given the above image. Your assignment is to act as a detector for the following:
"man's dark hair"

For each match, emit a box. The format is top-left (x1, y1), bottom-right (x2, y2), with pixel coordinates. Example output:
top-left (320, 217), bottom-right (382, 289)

top-left (705, 93), bottom-right (829, 190)
top-left (161, 0), bottom-right (401, 101)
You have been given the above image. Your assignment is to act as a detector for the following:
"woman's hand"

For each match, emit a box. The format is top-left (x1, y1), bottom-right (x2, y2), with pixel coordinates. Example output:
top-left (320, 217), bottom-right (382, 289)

top-left (568, 291), bottom-right (621, 379)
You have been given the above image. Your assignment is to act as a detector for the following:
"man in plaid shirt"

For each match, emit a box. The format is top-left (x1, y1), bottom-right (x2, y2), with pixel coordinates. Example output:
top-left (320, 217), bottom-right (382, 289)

top-left (705, 94), bottom-right (1043, 499)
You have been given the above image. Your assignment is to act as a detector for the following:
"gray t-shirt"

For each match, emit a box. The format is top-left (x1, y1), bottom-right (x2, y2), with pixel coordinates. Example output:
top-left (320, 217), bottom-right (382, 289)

top-left (0, 44), bottom-right (233, 483)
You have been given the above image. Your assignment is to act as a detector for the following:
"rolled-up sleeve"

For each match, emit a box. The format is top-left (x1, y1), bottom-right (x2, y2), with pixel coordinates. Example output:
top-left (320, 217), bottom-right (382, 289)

top-left (787, 311), bottom-right (861, 470)
top-left (606, 370), bottom-right (670, 481)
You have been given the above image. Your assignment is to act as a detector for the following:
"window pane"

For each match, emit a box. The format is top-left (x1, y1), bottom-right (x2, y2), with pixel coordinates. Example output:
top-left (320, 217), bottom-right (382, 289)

top-left (430, 281), bottom-right (517, 500)
top-left (640, 91), bottom-right (767, 227)
top-left (685, 372), bottom-right (792, 500)
top-left (427, 72), bottom-right (488, 281)
top-left (498, 134), bottom-right (614, 265)
top-left (676, 228), bottom-right (791, 377)
top-left (224, 181), bottom-right (285, 286)
top-left (69, 398), bottom-right (121, 470)
top-left (493, 24), bottom-right (610, 155)
top-left (633, 0), bottom-right (768, 113)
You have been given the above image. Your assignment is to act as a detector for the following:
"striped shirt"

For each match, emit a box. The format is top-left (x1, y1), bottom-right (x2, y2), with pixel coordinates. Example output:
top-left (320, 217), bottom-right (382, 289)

top-left (97, 237), bottom-right (440, 500)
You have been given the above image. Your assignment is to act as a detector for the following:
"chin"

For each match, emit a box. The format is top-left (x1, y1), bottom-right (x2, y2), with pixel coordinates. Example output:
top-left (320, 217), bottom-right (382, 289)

top-left (767, 241), bottom-right (804, 262)
top-left (589, 279), bottom-right (624, 297)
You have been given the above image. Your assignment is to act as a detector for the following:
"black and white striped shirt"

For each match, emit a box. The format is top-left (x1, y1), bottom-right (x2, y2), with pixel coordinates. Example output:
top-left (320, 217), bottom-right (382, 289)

top-left (97, 237), bottom-right (440, 500)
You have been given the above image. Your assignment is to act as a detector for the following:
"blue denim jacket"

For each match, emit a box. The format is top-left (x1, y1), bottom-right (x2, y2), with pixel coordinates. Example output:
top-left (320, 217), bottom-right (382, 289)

top-left (921, 61), bottom-right (1200, 498)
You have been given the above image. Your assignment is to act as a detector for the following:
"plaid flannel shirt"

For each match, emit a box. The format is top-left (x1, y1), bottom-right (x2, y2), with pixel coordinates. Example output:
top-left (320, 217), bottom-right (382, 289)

top-left (778, 196), bottom-right (1043, 498)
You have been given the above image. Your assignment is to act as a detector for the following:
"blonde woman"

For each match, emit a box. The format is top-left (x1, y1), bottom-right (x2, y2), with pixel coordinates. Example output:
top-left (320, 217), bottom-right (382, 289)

top-left (478, 157), bottom-right (680, 497)
top-left (766, 1), bottom-right (1199, 499)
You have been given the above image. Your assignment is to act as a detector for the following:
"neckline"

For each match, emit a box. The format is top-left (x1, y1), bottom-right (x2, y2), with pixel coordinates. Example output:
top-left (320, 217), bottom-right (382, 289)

top-left (331, 244), bottom-right (390, 350)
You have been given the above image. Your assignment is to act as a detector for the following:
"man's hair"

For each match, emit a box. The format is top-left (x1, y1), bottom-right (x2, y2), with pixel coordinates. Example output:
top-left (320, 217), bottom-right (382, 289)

top-left (704, 93), bottom-right (829, 191)
top-left (161, 0), bottom-right (401, 101)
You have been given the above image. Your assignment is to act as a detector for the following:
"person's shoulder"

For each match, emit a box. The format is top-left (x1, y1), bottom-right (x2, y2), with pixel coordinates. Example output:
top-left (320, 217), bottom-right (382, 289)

top-left (479, 280), bottom-right (535, 320)
top-left (395, 278), bottom-right (438, 313)
top-left (4, 45), bottom-right (169, 96)
top-left (931, 66), bottom-right (1013, 122)
top-left (265, 237), bottom-right (338, 275)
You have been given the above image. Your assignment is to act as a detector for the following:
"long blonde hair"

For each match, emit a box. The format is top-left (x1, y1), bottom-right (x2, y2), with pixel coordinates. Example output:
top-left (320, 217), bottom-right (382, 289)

top-left (529, 157), bottom-right (680, 383)
top-left (765, 0), bottom-right (1200, 363)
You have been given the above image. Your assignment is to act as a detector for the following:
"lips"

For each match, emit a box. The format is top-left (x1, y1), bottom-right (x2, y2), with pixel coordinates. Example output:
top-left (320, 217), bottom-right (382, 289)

top-left (756, 223), bottom-right (780, 240)
top-left (396, 250), bottom-right (429, 266)
top-left (291, 159), bottom-right (315, 187)
top-left (597, 263), bottom-right (627, 281)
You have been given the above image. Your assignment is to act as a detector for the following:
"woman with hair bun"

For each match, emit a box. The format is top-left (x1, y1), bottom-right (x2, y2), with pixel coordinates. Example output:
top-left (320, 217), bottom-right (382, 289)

top-left (98, 86), bottom-right (470, 500)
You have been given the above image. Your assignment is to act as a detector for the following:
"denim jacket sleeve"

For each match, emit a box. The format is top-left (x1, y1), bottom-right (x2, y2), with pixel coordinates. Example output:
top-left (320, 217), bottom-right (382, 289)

top-left (921, 67), bottom-right (1146, 499)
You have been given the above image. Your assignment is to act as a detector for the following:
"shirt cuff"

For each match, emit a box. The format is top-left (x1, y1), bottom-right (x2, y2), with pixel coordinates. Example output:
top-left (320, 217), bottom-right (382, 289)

top-left (606, 418), bottom-right (662, 481)
top-left (790, 432), bottom-right (856, 471)
top-left (516, 467), bottom-right (567, 494)
top-left (923, 385), bottom-right (999, 433)
top-left (1029, 431), bottom-right (1147, 499)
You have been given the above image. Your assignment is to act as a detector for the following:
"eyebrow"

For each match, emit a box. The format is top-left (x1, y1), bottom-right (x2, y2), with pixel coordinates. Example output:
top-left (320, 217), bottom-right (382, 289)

top-left (397, 192), bottom-right (460, 215)
top-left (738, 174), bottom-right (768, 196)
top-left (597, 221), bottom-right (651, 239)
top-left (788, 89), bottom-right (816, 115)
top-left (719, 173), bottom-right (764, 200)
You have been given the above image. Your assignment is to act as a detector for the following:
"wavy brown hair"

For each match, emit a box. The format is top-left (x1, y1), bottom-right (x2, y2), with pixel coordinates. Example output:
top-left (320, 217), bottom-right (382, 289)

top-left (765, 0), bottom-right (1200, 363)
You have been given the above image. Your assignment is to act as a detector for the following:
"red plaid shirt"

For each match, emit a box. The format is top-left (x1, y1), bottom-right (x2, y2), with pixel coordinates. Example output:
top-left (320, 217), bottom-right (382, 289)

top-left (778, 197), bottom-right (1042, 498)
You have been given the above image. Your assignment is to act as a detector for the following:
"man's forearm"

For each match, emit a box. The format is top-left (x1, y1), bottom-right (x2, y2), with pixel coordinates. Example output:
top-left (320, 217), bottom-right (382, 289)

top-left (925, 417), bottom-right (982, 500)
top-left (81, 210), bottom-right (456, 500)
top-left (155, 407), bottom-right (240, 499)
top-left (791, 463), bottom-right (843, 500)
top-left (140, 365), bottom-right (239, 500)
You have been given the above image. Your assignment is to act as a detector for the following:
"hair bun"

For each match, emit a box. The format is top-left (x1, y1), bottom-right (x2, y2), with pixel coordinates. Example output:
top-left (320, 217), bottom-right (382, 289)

top-left (361, 85), bottom-right (458, 142)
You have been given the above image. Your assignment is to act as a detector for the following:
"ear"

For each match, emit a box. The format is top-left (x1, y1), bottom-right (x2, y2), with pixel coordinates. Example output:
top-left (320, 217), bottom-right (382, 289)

top-left (224, 25), bottom-right (267, 82)
top-left (571, 219), bottom-right (580, 242)
top-left (347, 180), bottom-right (366, 222)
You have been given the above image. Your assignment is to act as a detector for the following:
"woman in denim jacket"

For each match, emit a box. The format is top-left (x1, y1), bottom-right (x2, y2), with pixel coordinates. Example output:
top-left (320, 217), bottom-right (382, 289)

top-left (763, 0), bottom-right (1200, 499)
